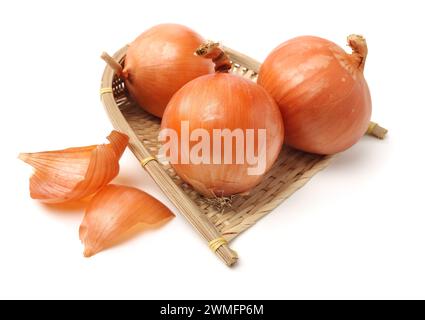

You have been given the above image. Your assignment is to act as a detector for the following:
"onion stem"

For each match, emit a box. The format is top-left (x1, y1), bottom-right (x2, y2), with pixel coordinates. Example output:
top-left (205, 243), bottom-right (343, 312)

top-left (195, 41), bottom-right (232, 73)
top-left (347, 34), bottom-right (368, 72)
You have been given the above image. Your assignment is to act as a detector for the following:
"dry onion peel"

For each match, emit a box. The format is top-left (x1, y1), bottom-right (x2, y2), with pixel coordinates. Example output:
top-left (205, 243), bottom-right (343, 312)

top-left (19, 131), bottom-right (129, 203)
top-left (79, 184), bottom-right (174, 257)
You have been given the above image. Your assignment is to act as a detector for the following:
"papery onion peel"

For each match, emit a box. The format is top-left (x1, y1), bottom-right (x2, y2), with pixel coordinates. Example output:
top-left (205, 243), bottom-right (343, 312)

top-left (79, 184), bottom-right (174, 257)
top-left (19, 130), bottom-right (129, 203)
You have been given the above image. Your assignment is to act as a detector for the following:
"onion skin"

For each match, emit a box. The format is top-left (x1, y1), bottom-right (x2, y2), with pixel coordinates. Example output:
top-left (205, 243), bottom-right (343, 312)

top-left (258, 35), bottom-right (372, 155)
top-left (19, 131), bottom-right (128, 203)
top-left (79, 184), bottom-right (174, 257)
top-left (123, 24), bottom-right (214, 118)
top-left (161, 72), bottom-right (284, 197)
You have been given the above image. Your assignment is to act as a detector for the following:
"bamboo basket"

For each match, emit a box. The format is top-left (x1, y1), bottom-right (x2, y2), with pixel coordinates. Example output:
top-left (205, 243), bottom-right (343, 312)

top-left (100, 45), bottom-right (386, 267)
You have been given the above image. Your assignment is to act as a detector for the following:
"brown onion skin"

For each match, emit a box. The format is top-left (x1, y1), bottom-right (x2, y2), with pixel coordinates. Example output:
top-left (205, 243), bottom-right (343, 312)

top-left (123, 24), bottom-right (214, 118)
top-left (258, 36), bottom-right (371, 155)
top-left (161, 73), bottom-right (284, 197)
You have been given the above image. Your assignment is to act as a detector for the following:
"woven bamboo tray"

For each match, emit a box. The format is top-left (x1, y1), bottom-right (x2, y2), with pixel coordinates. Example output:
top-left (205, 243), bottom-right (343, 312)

top-left (100, 45), bottom-right (385, 267)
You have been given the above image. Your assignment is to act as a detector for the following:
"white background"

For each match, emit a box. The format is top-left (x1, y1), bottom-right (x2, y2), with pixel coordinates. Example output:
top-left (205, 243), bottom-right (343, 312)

top-left (1, 0), bottom-right (424, 299)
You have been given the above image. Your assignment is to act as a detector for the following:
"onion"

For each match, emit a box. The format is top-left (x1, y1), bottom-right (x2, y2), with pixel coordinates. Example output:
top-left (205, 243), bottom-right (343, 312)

top-left (160, 42), bottom-right (284, 197)
top-left (258, 35), bottom-right (372, 154)
top-left (122, 24), bottom-right (214, 117)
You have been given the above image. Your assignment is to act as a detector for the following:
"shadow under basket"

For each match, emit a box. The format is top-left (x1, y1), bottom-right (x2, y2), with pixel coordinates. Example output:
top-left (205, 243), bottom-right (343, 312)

top-left (100, 45), bottom-right (386, 267)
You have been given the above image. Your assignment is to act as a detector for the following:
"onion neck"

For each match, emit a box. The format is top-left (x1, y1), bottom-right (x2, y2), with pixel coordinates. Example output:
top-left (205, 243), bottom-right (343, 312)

top-left (347, 34), bottom-right (368, 72)
top-left (195, 41), bottom-right (232, 73)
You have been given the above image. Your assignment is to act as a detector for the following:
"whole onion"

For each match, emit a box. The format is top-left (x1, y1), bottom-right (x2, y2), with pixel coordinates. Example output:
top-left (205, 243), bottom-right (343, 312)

top-left (258, 35), bottom-right (372, 154)
top-left (122, 24), bottom-right (214, 117)
top-left (160, 42), bottom-right (284, 197)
